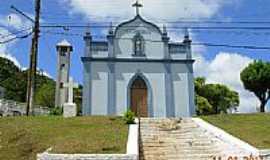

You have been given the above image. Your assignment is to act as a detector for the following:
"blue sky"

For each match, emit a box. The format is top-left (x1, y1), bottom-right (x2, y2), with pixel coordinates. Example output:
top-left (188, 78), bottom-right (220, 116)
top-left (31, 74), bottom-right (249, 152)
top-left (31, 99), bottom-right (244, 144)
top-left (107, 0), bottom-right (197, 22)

top-left (0, 0), bottom-right (270, 112)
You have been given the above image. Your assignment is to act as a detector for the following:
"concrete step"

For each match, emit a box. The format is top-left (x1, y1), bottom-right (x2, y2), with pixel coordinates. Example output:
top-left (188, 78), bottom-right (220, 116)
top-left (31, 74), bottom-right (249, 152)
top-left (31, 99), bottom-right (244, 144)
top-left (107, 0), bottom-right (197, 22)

top-left (139, 118), bottom-right (226, 160)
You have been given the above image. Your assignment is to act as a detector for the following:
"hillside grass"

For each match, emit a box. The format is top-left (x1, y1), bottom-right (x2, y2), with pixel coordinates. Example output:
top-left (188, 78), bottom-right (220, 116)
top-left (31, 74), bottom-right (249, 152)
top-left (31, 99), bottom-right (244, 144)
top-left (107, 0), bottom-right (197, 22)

top-left (0, 116), bottom-right (128, 160)
top-left (201, 113), bottom-right (270, 149)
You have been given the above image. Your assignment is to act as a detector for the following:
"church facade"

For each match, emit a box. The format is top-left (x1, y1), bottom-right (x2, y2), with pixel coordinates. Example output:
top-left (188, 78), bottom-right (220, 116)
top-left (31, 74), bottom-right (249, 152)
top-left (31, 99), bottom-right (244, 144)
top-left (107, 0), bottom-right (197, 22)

top-left (82, 3), bottom-right (195, 117)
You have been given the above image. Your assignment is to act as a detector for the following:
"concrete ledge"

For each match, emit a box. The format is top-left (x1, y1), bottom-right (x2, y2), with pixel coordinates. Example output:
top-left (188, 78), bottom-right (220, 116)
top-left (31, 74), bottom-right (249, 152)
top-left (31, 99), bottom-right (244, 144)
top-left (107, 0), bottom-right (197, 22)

top-left (127, 124), bottom-right (139, 155)
top-left (37, 124), bottom-right (139, 160)
top-left (260, 149), bottom-right (270, 160)
top-left (192, 118), bottom-right (259, 154)
top-left (37, 153), bottom-right (137, 160)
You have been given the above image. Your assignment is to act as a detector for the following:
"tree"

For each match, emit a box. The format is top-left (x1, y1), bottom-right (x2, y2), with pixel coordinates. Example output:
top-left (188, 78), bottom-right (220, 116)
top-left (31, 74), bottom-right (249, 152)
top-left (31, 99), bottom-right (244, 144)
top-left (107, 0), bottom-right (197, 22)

top-left (1, 72), bottom-right (27, 102)
top-left (194, 77), bottom-right (239, 115)
top-left (0, 56), bottom-right (83, 109)
top-left (195, 77), bottom-right (213, 115)
top-left (0, 57), bottom-right (20, 83)
top-left (196, 95), bottom-right (213, 115)
top-left (199, 84), bottom-right (239, 114)
top-left (0, 66), bottom-right (55, 103)
top-left (240, 60), bottom-right (270, 112)
top-left (195, 77), bottom-right (206, 93)
top-left (34, 82), bottom-right (55, 108)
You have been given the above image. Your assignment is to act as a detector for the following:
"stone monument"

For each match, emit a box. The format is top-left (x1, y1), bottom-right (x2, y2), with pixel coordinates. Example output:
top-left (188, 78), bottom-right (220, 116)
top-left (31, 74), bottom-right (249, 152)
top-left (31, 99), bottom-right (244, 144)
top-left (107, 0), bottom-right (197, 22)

top-left (63, 77), bottom-right (78, 118)
top-left (55, 40), bottom-right (73, 108)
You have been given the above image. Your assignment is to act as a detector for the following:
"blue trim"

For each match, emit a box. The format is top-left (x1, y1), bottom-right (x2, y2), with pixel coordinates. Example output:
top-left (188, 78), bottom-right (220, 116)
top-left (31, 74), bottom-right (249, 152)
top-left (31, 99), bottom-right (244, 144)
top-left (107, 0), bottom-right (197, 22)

top-left (82, 62), bottom-right (92, 115)
top-left (107, 63), bottom-right (116, 115)
top-left (127, 72), bottom-right (153, 117)
top-left (187, 64), bottom-right (196, 116)
top-left (81, 57), bottom-right (195, 63)
top-left (165, 64), bottom-right (175, 117)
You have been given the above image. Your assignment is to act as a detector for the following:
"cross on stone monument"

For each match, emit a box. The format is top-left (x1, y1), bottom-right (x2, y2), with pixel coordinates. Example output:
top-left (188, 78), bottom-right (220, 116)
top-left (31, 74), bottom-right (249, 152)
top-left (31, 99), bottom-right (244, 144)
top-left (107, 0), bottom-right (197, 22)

top-left (132, 0), bottom-right (143, 16)
top-left (64, 77), bottom-right (78, 104)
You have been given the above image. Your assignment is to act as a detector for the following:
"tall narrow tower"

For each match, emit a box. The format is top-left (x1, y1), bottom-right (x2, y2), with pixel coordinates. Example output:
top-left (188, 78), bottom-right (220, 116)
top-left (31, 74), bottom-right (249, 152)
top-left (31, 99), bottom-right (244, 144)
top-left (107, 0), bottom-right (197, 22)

top-left (55, 40), bottom-right (73, 107)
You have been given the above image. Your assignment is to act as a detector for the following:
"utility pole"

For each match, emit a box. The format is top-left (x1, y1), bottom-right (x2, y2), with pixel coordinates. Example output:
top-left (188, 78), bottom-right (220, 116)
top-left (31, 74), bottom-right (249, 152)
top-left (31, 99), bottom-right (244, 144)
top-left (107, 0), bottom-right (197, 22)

top-left (26, 0), bottom-right (41, 116)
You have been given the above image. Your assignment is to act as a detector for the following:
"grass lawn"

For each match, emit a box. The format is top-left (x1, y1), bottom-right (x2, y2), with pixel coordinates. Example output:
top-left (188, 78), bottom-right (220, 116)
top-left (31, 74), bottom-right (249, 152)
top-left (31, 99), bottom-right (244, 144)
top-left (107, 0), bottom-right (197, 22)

top-left (201, 113), bottom-right (270, 149)
top-left (0, 116), bottom-right (128, 160)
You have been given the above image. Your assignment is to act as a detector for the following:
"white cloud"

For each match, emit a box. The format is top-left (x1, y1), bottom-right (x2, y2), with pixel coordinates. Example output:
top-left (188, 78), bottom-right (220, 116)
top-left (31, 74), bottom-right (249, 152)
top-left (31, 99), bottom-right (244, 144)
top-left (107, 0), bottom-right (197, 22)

top-left (61, 0), bottom-right (257, 112)
top-left (0, 27), bottom-right (16, 47)
top-left (194, 52), bottom-right (259, 113)
top-left (22, 67), bottom-right (53, 79)
top-left (37, 69), bottom-right (53, 79)
top-left (0, 14), bottom-right (52, 80)
top-left (0, 13), bottom-right (33, 69)
top-left (0, 13), bottom-right (33, 30)
top-left (61, 0), bottom-right (237, 22)
top-left (42, 71), bottom-right (53, 79)
top-left (0, 27), bottom-right (21, 68)
top-left (0, 52), bottom-right (21, 68)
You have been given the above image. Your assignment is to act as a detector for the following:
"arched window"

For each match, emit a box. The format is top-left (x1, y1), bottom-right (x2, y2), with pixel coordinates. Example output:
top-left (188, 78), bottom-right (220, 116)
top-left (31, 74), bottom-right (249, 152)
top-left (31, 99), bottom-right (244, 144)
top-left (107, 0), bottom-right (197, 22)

top-left (133, 33), bottom-right (145, 56)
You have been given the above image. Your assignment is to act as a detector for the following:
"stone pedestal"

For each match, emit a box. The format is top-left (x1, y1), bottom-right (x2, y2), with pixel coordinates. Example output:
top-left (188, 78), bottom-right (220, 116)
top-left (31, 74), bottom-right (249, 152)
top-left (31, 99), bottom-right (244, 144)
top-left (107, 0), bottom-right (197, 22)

top-left (63, 103), bottom-right (77, 118)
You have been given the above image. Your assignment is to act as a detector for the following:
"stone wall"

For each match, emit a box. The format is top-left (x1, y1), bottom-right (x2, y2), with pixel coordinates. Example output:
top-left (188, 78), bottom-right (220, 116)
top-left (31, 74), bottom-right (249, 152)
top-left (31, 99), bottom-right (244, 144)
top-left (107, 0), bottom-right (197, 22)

top-left (0, 99), bottom-right (50, 116)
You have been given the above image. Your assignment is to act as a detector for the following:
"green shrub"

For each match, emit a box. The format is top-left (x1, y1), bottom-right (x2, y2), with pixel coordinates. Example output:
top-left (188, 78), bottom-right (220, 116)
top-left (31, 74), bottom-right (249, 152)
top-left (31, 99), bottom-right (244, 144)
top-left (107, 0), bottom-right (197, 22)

top-left (123, 109), bottom-right (135, 124)
top-left (49, 106), bottom-right (63, 116)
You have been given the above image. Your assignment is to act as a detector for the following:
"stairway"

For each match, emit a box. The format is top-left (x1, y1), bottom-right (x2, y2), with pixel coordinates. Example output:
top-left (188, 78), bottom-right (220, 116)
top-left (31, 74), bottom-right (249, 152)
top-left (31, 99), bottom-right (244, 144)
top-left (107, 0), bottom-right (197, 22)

top-left (139, 118), bottom-right (249, 160)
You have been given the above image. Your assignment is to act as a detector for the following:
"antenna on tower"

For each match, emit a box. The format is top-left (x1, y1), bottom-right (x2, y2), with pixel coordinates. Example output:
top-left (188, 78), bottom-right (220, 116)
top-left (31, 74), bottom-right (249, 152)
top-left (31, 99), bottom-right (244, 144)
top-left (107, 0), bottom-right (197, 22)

top-left (184, 27), bottom-right (190, 40)
top-left (85, 23), bottom-right (91, 36)
top-left (108, 22), bottom-right (114, 35)
top-left (163, 25), bottom-right (168, 36)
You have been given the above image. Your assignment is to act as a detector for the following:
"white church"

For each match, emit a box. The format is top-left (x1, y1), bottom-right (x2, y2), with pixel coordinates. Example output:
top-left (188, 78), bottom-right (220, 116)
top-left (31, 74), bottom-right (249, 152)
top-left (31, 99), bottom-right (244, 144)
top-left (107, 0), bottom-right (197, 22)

top-left (81, 1), bottom-right (196, 117)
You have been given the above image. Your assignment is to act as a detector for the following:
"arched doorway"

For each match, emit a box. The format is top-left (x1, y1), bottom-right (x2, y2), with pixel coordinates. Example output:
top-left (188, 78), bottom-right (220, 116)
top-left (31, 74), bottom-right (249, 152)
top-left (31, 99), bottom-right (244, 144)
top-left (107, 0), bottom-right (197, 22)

top-left (130, 76), bottom-right (148, 117)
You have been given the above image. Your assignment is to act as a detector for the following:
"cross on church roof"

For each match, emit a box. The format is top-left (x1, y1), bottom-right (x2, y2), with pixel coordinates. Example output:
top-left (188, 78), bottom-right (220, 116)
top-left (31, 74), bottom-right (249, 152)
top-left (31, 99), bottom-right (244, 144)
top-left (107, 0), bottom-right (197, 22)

top-left (132, 0), bottom-right (143, 16)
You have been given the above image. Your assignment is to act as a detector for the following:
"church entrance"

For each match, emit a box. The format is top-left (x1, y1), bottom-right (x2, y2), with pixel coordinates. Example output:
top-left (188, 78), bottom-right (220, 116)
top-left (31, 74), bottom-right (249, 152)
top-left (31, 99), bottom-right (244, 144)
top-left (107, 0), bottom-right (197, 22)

top-left (130, 77), bottom-right (148, 117)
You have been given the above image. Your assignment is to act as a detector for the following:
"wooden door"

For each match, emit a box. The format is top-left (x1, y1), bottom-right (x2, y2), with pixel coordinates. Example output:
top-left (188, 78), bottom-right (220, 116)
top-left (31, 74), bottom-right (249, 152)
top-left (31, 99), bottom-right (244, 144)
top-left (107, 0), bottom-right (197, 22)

top-left (131, 77), bottom-right (148, 117)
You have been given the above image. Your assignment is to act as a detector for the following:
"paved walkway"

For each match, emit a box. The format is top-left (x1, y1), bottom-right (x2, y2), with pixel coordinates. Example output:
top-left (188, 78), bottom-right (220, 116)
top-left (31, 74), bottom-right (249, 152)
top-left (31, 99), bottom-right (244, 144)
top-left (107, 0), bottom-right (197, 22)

top-left (139, 118), bottom-right (251, 160)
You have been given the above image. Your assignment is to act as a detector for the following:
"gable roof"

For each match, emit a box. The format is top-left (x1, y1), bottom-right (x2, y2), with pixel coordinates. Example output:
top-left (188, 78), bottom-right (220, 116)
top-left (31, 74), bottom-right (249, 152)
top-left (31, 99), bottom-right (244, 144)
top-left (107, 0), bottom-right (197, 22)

top-left (56, 39), bottom-right (72, 47)
top-left (114, 15), bottom-right (162, 35)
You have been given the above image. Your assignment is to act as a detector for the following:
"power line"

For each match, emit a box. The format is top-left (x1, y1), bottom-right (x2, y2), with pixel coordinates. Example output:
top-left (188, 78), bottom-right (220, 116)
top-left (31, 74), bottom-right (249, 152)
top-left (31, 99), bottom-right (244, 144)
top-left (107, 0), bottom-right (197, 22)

top-left (39, 27), bottom-right (270, 37)
top-left (0, 28), bottom-right (32, 39)
top-left (11, 5), bottom-right (35, 23)
top-left (42, 30), bottom-right (84, 36)
top-left (39, 24), bottom-right (270, 31)
top-left (41, 20), bottom-right (270, 25)
top-left (0, 31), bottom-right (33, 44)
top-left (192, 43), bottom-right (270, 50)
top-left (41, 31), bottom-right (270, 50)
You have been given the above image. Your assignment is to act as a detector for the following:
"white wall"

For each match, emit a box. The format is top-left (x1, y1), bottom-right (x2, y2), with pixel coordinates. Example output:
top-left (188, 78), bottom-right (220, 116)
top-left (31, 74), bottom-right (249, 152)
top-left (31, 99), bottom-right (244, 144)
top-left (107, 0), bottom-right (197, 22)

top-left (87, 62), bottom-right (192, 117)
top-left (82, 16), bottom-right (194, 117)
top-left (171, 64), bottom-right (190, 117)
top-left (114, 17), bottom-right (164, 59)
top-left (91, 63), bottom-right (109, 115)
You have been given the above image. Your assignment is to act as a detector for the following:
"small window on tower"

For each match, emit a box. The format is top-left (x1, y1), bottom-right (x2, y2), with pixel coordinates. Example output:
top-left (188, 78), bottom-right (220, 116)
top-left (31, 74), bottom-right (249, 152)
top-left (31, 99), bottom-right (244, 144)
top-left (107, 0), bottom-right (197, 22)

top-left (60, 52), bottom-right (66, 56)
top-left (61, 64), bottom-right (65, 69)
top-left (60, 82), bottom-right (64, 88)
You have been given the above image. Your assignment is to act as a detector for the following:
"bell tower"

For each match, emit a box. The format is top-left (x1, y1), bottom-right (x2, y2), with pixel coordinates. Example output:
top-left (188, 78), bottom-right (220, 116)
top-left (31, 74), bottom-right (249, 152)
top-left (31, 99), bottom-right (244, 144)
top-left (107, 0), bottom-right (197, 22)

top-left (55, 39), bottom-right (73, 107)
